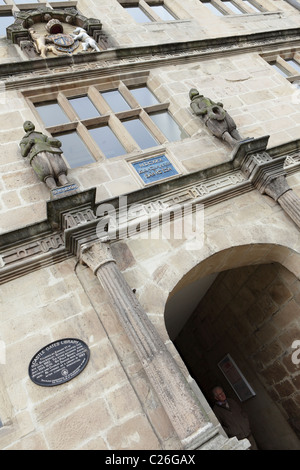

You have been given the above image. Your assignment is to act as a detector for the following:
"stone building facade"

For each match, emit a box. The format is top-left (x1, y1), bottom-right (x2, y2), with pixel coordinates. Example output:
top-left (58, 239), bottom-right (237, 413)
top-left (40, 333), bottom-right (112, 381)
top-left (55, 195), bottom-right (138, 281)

top-left (0, 0), bottom-right (300, 451)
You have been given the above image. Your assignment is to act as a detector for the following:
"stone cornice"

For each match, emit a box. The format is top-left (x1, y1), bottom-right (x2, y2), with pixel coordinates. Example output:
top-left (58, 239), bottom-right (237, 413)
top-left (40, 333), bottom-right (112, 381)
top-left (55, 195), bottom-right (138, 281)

top-left (1, 136), bottom-right (300, 284)
top-left (2, 27), bottom-right (300, 88)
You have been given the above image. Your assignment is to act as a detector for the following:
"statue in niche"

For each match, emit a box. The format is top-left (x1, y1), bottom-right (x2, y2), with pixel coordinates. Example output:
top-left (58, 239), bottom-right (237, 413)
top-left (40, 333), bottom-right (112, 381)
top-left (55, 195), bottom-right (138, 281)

top-left (71, 27), bottom-right (101, 52)
top-left (189, 88), bottom-right (244, 147)
top-left (19, 121), bottom-right (70, 190)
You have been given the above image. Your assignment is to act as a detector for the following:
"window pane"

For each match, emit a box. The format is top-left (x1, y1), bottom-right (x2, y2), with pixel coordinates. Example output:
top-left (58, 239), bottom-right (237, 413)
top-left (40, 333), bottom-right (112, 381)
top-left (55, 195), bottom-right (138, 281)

top-left (68, 96), bottom-right (101, 120)
top-left (151, 5), bottom-right (176, 21)
top-left (150, 111), bottom-right (188, 142)
top-left (243, 0), bottom-right (261, 12)
top-left (101, 90), bottom-right (131, 112)
top-left (271, 62), bottom-right (290, 77)
top-left (129, 86), bottom-right (159, 107)
top-left (286, 59), bottom-right (300, 74)
top-left (223, 1), bottom-right (244, 14)
top-left (123, 119), bottom-right (158, 149)
top-left (88, 126), bottom-right (126, 159)
top-left (57, 131), bottom-right (95, 168)
top-left (35, 101), bottom-right (70, 127)
top-left (0, 15), bottom-right (14, 36)
top-left (124, 6), bottom-right (152, 23)
top-left (202, 2), bottom-right (224, 16)
top-left (15, 0), bottom-right (39, 3)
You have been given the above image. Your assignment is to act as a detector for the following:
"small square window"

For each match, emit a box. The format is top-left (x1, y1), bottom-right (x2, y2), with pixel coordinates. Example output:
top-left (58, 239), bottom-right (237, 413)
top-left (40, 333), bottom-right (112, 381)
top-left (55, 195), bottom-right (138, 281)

top-left (129, 86), bottom-right (159, 107)
top-left (123, 118), bottom-right (158, 149)
top-left (270, 62), bottom-right (291, 77)
top-left (286, 59), bottom-right (300, 74)
top-left (88, 125), bottom-right (126, 159)
top-left (150, 111), bottom-right (188, 142)
top-left (35, 101), bottom-right (70, 127)
top-left (57, 131), bottom-right (95, 168)
top-left (68, 96), bottom-right (101, 120)
top-left (124, 6), bottom-right (152, 23)
top-left (151, 5), bottom-right (176, 21)
top-left (101, 90), bottom-right (131, 112)
top-left (223, 1), bottom-right (243, 14)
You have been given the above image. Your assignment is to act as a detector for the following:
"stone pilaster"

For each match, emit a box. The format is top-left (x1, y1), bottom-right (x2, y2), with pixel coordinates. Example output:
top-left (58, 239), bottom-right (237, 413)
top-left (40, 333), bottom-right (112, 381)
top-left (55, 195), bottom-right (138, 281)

top-left (261, 173), bottom-right (300, 229)
top-left (79, 240), bottom-right (247, 450)
top-left (241, 151), bottom-right (300, 230)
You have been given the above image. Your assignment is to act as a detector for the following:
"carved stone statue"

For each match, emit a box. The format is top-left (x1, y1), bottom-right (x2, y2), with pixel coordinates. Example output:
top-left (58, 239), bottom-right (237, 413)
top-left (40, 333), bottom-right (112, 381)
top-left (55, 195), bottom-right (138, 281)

top-left (19, 121), bottom-right (70, 190)
top-left (71, 27), bottom-right (101, 52)
top-left (189, 88), bottom-right (243, 147)
top-left (28, 28), bottom-right (58, 59)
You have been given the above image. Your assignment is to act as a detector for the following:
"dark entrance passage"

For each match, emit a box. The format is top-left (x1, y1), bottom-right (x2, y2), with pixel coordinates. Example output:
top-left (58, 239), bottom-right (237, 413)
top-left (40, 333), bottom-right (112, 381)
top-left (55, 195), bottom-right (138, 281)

top-left (167, 261), bottom-right (300, 450)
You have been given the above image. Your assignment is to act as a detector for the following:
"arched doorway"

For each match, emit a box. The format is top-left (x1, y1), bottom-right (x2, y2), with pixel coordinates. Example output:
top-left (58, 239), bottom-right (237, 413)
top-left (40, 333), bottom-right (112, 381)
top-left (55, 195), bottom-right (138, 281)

top-left (165, 245), bottom-right (300, 450)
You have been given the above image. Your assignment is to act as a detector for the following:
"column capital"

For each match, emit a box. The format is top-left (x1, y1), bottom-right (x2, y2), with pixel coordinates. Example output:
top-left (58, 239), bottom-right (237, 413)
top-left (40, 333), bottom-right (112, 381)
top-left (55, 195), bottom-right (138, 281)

top-left (262, 174), bottom-right (291, 202)
top-left (79, 240), bottom-right (116, 274)
top-left (241, 151), bottom-right (290, 200)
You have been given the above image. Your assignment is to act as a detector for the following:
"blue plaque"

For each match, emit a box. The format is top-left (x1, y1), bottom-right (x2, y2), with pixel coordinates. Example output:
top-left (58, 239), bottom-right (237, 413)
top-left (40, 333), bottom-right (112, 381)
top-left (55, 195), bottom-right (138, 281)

top-left (132, 155), bottom-right (178, 184)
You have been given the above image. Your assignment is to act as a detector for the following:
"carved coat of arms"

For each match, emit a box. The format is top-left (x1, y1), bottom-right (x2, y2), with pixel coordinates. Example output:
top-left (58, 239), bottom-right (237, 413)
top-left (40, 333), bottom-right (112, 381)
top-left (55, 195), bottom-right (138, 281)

top-left (47, 33), bottom-right (80, 54)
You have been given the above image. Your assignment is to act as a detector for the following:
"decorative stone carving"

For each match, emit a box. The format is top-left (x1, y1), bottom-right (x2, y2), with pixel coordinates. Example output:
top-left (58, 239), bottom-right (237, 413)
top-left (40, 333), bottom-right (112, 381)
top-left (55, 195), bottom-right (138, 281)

top-left (189, 88), bottom-right (245, 147)
top-left (80, 241), bottom-right (116, 274)
top-left (71, 28), bottom-right (101, 52)
top-left (262, 174), bottom-right (291, 202)
top-left (19, 121), bottom-right (70, 190)
top-left (240, 151), bottom-right (300, 230)
top-left (7, 7), bottom-right (103, 59)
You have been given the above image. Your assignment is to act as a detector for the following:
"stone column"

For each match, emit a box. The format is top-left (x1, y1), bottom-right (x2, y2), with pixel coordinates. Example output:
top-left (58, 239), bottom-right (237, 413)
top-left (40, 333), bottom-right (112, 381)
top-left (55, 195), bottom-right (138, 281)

top-left (263, 175), bottom-right (300, 229)
top-left (241, 151), bottom-right (300, 230)
top-left (79, 240), bottom-right (239, 450)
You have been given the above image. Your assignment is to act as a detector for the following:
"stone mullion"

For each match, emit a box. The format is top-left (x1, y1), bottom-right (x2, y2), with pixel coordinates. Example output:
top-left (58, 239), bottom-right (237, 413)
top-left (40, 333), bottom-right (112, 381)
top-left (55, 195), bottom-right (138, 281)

top-left (79, 240), bottom-right (215, 448)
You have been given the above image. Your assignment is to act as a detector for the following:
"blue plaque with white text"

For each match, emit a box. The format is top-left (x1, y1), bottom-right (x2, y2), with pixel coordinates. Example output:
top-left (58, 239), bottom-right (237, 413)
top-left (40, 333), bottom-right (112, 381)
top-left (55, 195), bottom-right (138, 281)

top-left (132, 155), bottom-right (178, 184)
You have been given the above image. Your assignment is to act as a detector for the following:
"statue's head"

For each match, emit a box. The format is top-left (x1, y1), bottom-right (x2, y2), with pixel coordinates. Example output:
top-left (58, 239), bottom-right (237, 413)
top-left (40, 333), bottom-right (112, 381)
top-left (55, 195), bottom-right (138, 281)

top-left (23, 121), bottom-right (35, 132)
top-left (189, 88), bottom-right (201, 100)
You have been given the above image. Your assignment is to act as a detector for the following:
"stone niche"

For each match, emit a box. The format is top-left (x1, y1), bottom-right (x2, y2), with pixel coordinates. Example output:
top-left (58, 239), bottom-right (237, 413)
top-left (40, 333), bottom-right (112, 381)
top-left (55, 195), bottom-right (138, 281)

top-left (6, 7), bottom-right (108, 59)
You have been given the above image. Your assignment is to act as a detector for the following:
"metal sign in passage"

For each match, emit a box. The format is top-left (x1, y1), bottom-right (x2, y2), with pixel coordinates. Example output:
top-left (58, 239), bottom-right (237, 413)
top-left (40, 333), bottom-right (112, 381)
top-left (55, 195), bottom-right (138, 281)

top-left (28, 338), bottom-right (90, 387)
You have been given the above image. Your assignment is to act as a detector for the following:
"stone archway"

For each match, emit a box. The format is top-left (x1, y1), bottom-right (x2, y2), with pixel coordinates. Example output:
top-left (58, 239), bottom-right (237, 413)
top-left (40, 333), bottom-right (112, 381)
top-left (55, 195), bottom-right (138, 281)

top-left (164, 244), bottom-right (300, 450)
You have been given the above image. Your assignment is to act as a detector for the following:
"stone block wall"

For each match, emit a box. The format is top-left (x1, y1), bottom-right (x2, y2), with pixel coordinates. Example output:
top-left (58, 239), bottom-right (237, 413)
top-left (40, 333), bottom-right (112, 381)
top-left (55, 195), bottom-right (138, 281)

top-left (0, 259), bottom-right (179, 450)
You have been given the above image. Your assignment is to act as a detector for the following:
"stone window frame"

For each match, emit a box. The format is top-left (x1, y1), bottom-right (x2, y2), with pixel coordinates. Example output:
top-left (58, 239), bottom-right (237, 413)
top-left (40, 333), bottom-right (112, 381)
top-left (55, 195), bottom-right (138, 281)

top-left (0, 1), bottom-right (14, 37)
top-left (23, 72), bottom-right (188, 168)
top-left (262, 50), bottom-right (300, 89)
top-left (200, 0), bottom-right (268, 15)
top-left (117, 0), bottom-right (178, 22)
